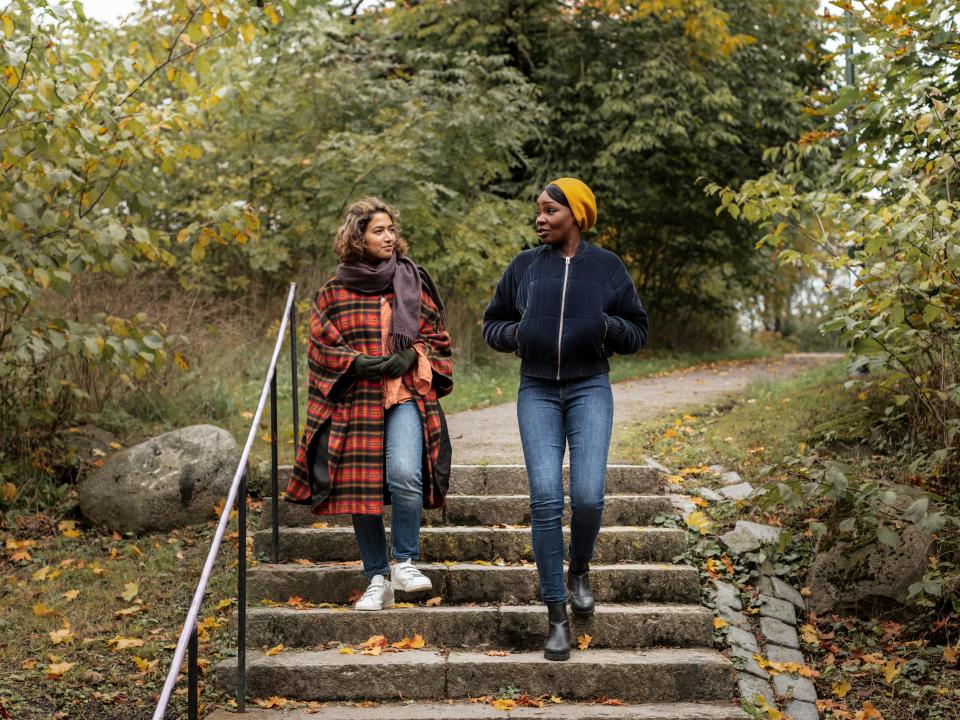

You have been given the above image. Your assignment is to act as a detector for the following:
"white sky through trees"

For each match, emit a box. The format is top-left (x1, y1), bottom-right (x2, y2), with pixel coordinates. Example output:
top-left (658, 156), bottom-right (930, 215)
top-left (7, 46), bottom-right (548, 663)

top-left (80, 0), bottom-right (139, 24)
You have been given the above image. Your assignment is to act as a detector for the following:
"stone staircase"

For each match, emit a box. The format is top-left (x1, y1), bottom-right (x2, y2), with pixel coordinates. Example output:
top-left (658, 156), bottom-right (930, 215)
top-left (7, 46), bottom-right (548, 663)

top-left (214, 464), bottom-right (746, 719)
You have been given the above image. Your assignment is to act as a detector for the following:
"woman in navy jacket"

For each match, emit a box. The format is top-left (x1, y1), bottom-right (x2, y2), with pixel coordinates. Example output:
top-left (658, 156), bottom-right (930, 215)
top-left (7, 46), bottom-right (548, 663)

top-left (483, 178), bottom-right (648, 661)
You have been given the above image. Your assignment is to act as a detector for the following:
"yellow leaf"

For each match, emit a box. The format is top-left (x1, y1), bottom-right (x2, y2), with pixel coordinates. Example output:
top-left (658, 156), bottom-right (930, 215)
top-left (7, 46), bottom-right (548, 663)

top-left (713, 617), bottom-right (728, 630)
top-left (46, 661), bottom-right (74, 679)
top-left (799, 623), bottom-right (818, 644)
top-left (882, 658), bottom-right (901, 683)
top-left (32, 566), bottom-right (52, 581)
top-left (856, 701), bottom-right (883, 719)
top-left (409, 633), bottom-right (426, 649)
top-left (132, 656), bottom-right (157, 673)
top-left (265, 5), bottom-right (281, 25)
top-left (241, 21), bottom-right (257, 43)
top-left (684, 510), bottom-right (712, 534)
top-left (944, 645), bottom-right (958, 664)
top-left (1, 15), bottom-right (13, 39)
top-left (833, 677), bottom-right (851, 699)
top-left (393, 602), bottom-right (415, 608)
top-left (120, 582), bottom-right (139, 602)
top-left (63, 590), bottom-right (80, 602)
top-left (49, 627), bottom-right (75, 645)
top-left (255, 696), bottom-right (288, 709)
top-left (174, 352), bottom-right (189, 371)
top-left (492, 699), bottom-right (516, 711)
top-left (33, 602), bottom-right (58, 617)
top-left (576, 634), bottom-right (592, 650)
top-left (1, 481), bottom-right (16, 502)
top-left (265, 644), bottom-right (284, 656)
top-left (215, 598), bottom-right (235, 612)
top-left (549, 695), bottom-right (563, 703)
top-left (425, 596), bottom-right (442, 606)
top-left (338, 647), bottom-right (354, 654)
top-left (484, 650), bottom-right (509, 656)
top-left (107, 636), bottom-right (144, 652)
top-left (114, 605), bottom-right (143, 618)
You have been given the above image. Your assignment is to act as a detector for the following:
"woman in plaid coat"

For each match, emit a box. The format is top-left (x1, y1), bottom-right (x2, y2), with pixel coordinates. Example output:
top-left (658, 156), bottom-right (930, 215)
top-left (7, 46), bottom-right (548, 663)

top-left (284, 197), bottom-right (453, 610)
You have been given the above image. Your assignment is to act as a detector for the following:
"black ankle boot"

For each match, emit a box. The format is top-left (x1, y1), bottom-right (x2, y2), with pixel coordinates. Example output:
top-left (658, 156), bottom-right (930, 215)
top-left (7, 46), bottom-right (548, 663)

top-left (567, 565), bottom-right (595, 617)
top-left (544, 602), bottom-right (570, 661)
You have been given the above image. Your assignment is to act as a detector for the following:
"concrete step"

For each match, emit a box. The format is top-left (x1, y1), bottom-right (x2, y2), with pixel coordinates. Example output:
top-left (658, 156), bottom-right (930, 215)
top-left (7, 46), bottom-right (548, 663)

top-left (270, 463), bottom-right (664, 500)
top-left (247, 562), bottom-right (699, 605)
top-left (240, 603), bottom-right (713, 650)
top-left (261, 494), bottom-right (674, 529)
top-left (215, 647), bottom-right (735, 703)
top-left (207, 703), bottom-right (748, 720)
top-left (253, 526), bottom-right (684, 564)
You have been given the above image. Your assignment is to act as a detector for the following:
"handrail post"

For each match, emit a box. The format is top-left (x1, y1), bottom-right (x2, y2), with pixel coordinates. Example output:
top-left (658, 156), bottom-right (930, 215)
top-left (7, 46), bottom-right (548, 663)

top-left (237, 466), bottom-right (247, 713)
top-left (270, 372), bottom-right (279, 564)
top-left (188, 625), bottom-right (198, 720)
top-left (289, 288), bottom-right (300, 456)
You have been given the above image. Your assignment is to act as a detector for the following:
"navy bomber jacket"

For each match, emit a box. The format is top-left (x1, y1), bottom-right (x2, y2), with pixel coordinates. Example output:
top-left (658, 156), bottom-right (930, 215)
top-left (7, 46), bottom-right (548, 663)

top-left (482, 240), bottom-right (648, 381)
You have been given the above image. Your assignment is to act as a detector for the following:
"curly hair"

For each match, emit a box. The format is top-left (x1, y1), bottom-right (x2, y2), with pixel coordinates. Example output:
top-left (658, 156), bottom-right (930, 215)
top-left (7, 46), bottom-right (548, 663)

top-left (332, 197), bottom-right (408, 262)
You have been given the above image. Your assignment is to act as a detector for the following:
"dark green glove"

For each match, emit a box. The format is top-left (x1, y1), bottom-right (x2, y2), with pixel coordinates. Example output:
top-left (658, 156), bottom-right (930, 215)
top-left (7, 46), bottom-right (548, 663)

top-left (380, 347), bottom-right (417, 378)
top-left (351, 354), bottom-right (385, 379)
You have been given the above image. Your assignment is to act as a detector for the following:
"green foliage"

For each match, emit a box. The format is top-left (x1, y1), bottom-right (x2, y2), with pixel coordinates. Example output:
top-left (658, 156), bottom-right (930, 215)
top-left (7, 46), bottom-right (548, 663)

top-left (390, 0), bottom-right (826, 340)
top-left (0, 0), bottom-right (286, 465)
top-left (706, 0), bottom-right (960, 487)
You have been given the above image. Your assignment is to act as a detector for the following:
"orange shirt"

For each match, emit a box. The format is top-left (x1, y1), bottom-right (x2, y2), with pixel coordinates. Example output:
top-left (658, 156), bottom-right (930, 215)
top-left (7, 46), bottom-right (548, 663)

top-left (380, 296), bottom-right (432, 409)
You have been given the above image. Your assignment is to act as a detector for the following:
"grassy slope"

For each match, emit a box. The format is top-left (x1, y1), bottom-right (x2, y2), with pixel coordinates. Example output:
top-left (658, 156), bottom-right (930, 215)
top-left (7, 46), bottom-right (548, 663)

top-left (614, 360), bottom-right (959, 720)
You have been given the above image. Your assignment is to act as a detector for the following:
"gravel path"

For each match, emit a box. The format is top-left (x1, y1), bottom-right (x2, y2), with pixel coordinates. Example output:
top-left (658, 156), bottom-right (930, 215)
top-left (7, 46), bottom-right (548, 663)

top-left (447, 353), bottom-right (844, 464)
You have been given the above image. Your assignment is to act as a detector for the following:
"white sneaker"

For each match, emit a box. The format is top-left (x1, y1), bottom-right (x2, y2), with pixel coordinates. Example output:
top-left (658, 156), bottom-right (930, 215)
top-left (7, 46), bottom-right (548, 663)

top-left (390, 559), bottom-right (433, 593)
top-left (354, 575), bottom-right (395, 611)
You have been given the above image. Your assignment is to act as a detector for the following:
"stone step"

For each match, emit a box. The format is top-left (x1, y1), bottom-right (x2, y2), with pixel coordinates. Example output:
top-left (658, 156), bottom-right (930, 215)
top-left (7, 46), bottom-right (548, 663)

top-left (207, 702), bottom-right (748, 720)
top-left (271, 463), bottom-right (664, 500)
top-left (261, 494), bottom-right (674, 529)
top-left (215, 647), bottom-right (735, 703)
top-left (240, 603), bottom-right (713, 650)
top-left (248, 562), bottom-right (699, 605)
top-left (253, 526), bottom-right (684, 564)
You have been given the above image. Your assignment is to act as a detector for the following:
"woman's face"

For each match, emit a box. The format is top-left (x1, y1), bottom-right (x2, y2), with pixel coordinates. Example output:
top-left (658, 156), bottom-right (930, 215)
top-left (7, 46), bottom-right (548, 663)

top-left (362, 211), bottom-right (397, 262)
top-left (535, 191), bottom-right (578, 246)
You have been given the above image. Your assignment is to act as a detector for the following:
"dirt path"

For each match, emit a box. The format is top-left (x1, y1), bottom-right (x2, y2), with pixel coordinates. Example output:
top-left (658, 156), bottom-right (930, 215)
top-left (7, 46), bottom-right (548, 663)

top-left (447, 353), bottom-right (843, 464)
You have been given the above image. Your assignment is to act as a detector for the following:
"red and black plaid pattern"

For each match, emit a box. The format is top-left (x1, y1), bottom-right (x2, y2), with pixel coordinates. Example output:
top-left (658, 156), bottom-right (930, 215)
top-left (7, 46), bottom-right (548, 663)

top-left (285, 279), bottom-right (453, 516)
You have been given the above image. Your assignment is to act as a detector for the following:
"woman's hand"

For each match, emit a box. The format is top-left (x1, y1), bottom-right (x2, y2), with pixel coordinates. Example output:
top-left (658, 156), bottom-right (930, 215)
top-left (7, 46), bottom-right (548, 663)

top-left (380, 347), bottom-right (417, 377)
top-left (351, 354), bottom-right (386, 379)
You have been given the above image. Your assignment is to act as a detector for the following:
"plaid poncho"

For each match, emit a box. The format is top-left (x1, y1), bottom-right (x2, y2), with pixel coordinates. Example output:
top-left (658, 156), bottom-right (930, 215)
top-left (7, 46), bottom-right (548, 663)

top-left (284, 278), bottom-right (453, 516)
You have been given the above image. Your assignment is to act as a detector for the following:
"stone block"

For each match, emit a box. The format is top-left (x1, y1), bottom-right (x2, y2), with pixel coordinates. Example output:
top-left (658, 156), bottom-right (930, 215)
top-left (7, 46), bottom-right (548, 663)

top-left (757, 594), bottom-right (797, 625)
top-left (759, 617), bottom-right (799, 649)
top-left (725, 626), bottom-right (759, 653)
top-left (771, 577), bottom-right (806, 610)
top-left (730, 644), bottom-right (769, 679)
top-left (784, 700), bottom-right (821, 720)
top-left (766, 644), bottom-right (805, 665)
top-left (737, 673), bottom-right (775, 706)
top-left (773, 673), bottom-right (817, 703)
top-left (711, 580), bottom-right (743, 610)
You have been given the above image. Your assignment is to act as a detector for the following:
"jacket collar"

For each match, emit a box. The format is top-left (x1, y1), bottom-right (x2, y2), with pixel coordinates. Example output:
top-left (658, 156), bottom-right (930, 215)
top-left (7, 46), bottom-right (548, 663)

top-left (546, 238), bottom-right (589, 261)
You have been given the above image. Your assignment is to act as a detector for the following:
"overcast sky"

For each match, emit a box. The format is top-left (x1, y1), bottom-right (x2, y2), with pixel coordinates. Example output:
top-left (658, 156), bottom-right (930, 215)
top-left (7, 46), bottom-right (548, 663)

top-left (80, 0), bottom-right (139, 24)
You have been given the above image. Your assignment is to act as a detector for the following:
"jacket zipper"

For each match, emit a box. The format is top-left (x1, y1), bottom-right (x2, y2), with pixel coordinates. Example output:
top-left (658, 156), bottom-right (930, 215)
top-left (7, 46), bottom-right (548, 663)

top-left (556, 257), bottom-right (571, 380)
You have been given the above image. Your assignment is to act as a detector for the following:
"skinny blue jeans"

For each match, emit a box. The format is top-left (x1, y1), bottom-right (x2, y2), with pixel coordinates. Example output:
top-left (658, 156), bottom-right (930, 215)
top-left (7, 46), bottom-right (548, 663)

top-left (352, 400), bottom-right (424, 579)
top-left (517, 373), bottom-right (614, 604)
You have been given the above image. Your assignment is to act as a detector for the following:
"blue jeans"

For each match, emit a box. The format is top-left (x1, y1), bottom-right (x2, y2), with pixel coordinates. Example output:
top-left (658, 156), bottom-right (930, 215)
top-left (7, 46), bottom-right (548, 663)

top-left (352, 401), bottom-right (424, 579)
top-left (517, 373), bottom-right (614, 603)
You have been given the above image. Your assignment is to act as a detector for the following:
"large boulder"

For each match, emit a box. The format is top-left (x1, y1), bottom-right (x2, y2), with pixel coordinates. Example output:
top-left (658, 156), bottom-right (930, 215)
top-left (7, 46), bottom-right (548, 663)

top-left (78, 425), bottom-right (239, 533)
top-left (806, 523), bottom-right (932, 613)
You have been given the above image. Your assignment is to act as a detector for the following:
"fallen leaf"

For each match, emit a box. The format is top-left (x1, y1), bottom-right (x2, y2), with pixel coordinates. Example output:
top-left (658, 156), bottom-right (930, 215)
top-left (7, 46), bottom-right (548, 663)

top-left (265, 643), bottom-right (285, 656)
top-left (393, 602), bottom-right (415, 608)
top-left (601, 698), bottom-right (627, 706)
top-left (391, 634), bottom-right (426, 650)
top-left (132, 656), bottom-right (158, 673)
top-left (855, 701), bottom-right (883, 719)
top-left (338, 647), bottom-right (354, 655)
top-left (832, 678), bottom-right (852, 699)
top-left (120, 582), bottom-right (139, 603)
top-left (58, 520), bottom-right (81, 539)
top-left (215, 598), bottom-right (235, 611)
top-left (49, 627), bottom-right (75, 645)
top-left (63, 590), bottom-right (80, 602)
top-left (347, 589), bottom-right (364, 604)
top-left (684, 510), bottom-right (712, 534)
top-left (492, 699), bottom-right (516, 711)
top-left (115, 605), bottom-right (143, 618)
top-left (425, 596), bottom-right (442, 607)
top-left (882, 658), bottom-right (901, 683)
top-left (799, 623), bottom-right (818, 644)
top-left (106, 636), bottom-right (144, 652)
top-left (944, 645), bottom-right (958, 664)
top-left (2, 482), bottom-right (16, 503)
top-left (484, 650), bottom-right (509, 656)
top-left (46, 661), bottom-right (74, 679)
top-left (714, 617), bottom-right (728, 630)
top-left (577, 634), bottom-right (592, 650)
top-left (549, 695), bottom-right (563, 703)
top-left (33, 602), bottom-right (59, 618)
top-left (310, 522), bottom-right (329, 529)
top-left (255, 696), bottom-right (288, 708)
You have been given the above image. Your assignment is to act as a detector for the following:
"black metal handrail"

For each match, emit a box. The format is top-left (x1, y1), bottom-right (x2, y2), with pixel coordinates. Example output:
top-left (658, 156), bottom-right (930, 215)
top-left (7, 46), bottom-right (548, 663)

top-left (152, 282), bottom-right (299, 720)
